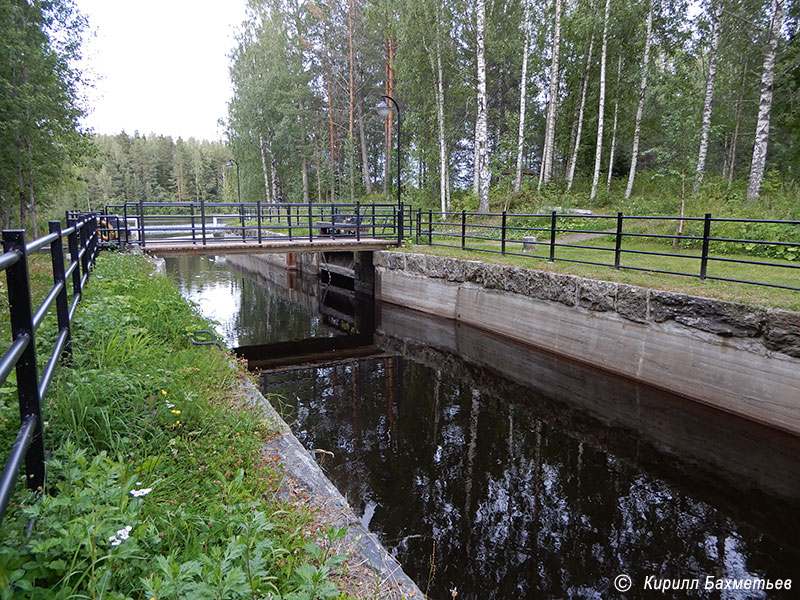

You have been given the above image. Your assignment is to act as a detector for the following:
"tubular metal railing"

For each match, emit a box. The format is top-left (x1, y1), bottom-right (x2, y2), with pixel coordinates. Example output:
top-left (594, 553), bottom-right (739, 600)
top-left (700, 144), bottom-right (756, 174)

top-left (414, 209), bottom-right (800, 291)
top-left (77, 201), bottom-right (409, 249)
top-left (0, 216), bottom-right (98, 526)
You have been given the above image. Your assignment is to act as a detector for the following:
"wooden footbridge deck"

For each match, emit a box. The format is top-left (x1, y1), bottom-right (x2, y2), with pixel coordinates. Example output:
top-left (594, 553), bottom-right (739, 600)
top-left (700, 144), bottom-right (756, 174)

top-left (77, 200), bottom-right (407, 257)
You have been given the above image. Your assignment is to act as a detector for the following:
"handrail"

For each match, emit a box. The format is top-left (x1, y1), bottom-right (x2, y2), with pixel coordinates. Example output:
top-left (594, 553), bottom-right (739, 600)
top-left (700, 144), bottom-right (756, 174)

top-left (0, 216), bottom-right (97, 527)
top-left (417, 209), bottom-right (799, 291)
top-left (95, 201), bottom-right (405, 249)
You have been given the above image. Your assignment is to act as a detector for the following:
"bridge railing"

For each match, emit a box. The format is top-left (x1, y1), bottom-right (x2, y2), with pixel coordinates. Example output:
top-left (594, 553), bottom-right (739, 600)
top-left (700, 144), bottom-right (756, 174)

top-left (87, 201), bottom-right (406, 248)
top-left (414, 209), bottom-right (800, 291)
top-left (0, 216), bottom-right (99, 526)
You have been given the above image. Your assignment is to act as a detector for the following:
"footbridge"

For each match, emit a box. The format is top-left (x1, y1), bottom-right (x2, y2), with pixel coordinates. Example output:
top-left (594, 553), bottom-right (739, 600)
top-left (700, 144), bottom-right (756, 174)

top-left (72, 200), bottom-right (406, 256)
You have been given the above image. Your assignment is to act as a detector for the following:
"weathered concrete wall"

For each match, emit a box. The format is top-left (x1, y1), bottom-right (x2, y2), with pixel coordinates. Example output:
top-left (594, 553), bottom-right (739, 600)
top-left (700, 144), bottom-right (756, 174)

top-left (374, 251), bottom-right (800, 436)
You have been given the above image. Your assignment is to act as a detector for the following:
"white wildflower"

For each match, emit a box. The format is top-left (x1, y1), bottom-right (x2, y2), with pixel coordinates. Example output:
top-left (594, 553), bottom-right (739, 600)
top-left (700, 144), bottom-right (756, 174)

top-left (130, 487), bottom-right (153, 497)
top-left (109, 525), bottom-right (132, 547)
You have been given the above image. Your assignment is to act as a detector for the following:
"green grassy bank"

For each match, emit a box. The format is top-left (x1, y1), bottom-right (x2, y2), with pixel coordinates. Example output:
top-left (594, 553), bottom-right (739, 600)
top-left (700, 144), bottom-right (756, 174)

top-left (0, 253), bottom-right (354, 599)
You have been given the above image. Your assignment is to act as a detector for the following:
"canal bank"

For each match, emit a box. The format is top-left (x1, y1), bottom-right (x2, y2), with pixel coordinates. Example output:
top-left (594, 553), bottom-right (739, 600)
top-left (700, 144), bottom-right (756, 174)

top-left (374, 250), bottom-right (800, 436)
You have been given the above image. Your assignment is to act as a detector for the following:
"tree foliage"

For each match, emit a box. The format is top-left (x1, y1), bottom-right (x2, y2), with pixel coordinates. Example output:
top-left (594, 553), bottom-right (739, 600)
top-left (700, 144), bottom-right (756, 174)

top-left (0, 0), bottom-right (90, 234)
top-left (226, 0), bottom-right (800, 208)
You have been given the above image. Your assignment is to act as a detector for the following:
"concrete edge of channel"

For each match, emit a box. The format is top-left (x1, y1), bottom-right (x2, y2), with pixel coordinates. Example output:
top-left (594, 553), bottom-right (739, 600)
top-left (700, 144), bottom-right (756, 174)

top-left (237, 377), bottom-right (426, 600)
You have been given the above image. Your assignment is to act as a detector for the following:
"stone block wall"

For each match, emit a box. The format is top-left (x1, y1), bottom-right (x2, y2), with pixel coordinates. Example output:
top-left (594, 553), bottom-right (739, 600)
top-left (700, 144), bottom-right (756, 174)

top-left (374, 251), bottom-right (800, 359)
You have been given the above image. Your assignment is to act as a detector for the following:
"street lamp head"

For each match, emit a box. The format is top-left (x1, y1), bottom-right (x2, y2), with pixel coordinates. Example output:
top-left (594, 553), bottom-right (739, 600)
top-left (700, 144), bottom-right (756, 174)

top-left (225, 160), bottom-right (234, 168)
top-left (375, 101), bottom-right (393, 118)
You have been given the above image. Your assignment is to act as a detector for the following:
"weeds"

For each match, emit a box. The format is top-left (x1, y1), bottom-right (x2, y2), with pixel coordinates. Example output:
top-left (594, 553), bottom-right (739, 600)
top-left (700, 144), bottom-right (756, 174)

top-left (0, 252), bottom-right (353, 599)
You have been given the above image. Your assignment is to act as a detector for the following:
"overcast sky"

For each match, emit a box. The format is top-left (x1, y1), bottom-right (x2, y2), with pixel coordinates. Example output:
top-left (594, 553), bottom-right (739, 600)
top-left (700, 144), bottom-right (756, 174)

top-left (76, 0), bottom-right (248, 141)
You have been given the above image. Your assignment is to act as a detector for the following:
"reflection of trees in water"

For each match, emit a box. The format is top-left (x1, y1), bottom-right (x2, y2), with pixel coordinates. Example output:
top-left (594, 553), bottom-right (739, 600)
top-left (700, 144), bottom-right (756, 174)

top-left (165, 255), bottom-right (336, 346)
top-left (265, 357), bottom-right (799, 600)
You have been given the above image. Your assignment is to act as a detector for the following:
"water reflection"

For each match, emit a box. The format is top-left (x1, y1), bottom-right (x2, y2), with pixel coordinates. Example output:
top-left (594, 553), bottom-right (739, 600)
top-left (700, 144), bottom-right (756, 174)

top-left (265, 351), bottom-right (800, 600)
top-left (165, 254), bottom-right (337, 346)
top-left (166, 255), bottom-right (800, 599)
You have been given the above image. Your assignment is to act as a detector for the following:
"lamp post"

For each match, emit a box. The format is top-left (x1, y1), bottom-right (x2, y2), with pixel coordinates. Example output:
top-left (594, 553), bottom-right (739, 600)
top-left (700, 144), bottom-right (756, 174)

top-left (225, 159), bottom-right (241, 203)
top-left (376, 95), bottom-right (401, 209)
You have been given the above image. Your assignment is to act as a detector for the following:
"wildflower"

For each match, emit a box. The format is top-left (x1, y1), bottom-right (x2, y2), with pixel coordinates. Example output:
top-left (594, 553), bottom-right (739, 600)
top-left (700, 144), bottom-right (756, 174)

top-left (166, 402), bottom-right (175, 409)
top-left (109, 525), bottom-right (133, 547)
top-left (170, 409), bottom-right (181, 415)
top-left (130, 487), bottom-right (153, 497)
top-left (161, 390), bottom-right (167, 396)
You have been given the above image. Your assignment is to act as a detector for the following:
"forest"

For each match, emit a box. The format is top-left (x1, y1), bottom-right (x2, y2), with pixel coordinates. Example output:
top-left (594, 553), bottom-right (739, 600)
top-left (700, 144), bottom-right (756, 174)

top-left (226, 0), bottom-right (800, 218)
top-left (2, 0), bottom-right (800, 240)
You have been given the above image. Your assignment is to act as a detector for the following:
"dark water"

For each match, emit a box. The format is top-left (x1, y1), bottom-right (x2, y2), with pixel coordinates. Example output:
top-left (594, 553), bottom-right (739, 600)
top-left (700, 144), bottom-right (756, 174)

top-left (169, 256), bottom-right (800, 599)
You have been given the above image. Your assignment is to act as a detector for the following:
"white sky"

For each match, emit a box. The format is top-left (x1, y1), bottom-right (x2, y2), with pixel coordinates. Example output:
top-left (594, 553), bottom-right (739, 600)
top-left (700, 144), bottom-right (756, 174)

top-left (76, 0), bottom-right (248, 141)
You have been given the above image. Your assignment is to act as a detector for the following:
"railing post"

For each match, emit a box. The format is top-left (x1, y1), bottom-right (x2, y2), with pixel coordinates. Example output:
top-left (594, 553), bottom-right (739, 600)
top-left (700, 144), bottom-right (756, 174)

top-left (549, 211), bottom-right (557, 262)
top-left (461, 210), bottom-right (466, 251)
top-left (239, 202), bottom-right (246, 242)
top-left (700, 212), bottom-right (712, 280)
top-left (48, 222), bottom-right (72, 361)
top-left (200, 200), bottom-right (207, 246)
top-left (371, 204), bottom-right (376, 238)
top-left (501, 210), bottom-right (507, 255)
top-left (428, 210), bottom-right (433, 245)
top-left (614, 212), bottom-right (624, 269)
top-left (257, 200), bottom-right (263, 244)
top-left (138, 200), bottom-right (145, 248)
top-left (356, 201), bottom-right (361, 241)
top-left (66, 218), bottom-right (81, 297)
top-left (190, 204), bottom-right (196, 246)
top-left (122, 203), bottom-right (129, 247)
top-left (2, 230), bottom-right (45, 494)
top-left (89, 217), bottom-right (98, 267)
top-left (416, 208), bottom-right (421, 243)
top-left (398, 204), bottom-right (404, 245)
top-left (79, 219), bottom-right (90, 279)
top-left (307, 201), bottom-right (314, 243)
top-left (286, 204), bottom-right (292, 241)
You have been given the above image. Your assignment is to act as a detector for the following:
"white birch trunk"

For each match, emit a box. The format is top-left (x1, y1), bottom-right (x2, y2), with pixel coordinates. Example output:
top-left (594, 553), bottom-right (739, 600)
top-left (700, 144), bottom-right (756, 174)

top-left (566, 0), bottom-right (596, 191)
top-left (541, 0), bottom-right (562, 186)
top-left (436, 19), bottom-right (448, 216)
top-left (607, 54), bottom-right (622, 191)
top-left (514, 0), bottom-right (532, 193)
top-left (259, 132), bottom-right (272, 204)
top-left (747, 0), bottom-right (785, 202)
top-left (589, 0), bottom-right (610, 201)
top-left (476, 0), bottom-right (490, 211)
top-left (693, 1), bottom-right (723, 196)
top-left (624, 0), bottom-right (654, 200)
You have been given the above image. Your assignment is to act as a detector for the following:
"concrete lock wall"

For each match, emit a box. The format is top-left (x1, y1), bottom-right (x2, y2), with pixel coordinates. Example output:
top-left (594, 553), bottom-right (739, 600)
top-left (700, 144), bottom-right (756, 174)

top-left (373, 251), bottom-right (800, 437)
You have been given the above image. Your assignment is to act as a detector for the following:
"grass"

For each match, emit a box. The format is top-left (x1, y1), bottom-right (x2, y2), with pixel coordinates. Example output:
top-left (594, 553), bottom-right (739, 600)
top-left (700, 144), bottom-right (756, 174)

top-left (0, 252), bottom-right (362, 599)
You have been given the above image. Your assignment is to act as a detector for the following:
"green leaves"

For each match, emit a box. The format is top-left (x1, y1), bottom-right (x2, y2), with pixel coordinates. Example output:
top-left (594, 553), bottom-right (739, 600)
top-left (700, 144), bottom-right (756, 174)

top-left (0, 253), bottom-right (351, 599)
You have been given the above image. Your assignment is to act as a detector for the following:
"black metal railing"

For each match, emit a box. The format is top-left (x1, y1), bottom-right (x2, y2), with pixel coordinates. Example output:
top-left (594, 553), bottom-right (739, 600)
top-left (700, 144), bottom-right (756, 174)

top-left (0, 216), bottom-right (98, 526)
top-left (76, 201), bottom-right (408, 249)
top-left (415, 210), bottom-right (800, 291)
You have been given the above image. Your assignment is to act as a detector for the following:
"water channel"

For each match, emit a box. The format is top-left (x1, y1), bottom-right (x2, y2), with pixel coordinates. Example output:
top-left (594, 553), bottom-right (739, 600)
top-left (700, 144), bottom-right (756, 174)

top-left (167, 254), bottom-right (800, 599)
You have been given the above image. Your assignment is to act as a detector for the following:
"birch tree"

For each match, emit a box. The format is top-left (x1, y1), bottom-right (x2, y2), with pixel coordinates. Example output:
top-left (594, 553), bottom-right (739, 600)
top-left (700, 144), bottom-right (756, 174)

top-left (476, 0), bottom-right (490, 211)
top-left (514, 0), bottom-right (533, 193)
top-left (747, 0), bottom-right (785, 202)
top-left (624, 0), bottom-right (654, 199)
top-left (539, 0), bottom-right (563, 189)
top-left (693, 1), bottom-right (723, 196)
top-left (589, 0), bottom-right (611, 201)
